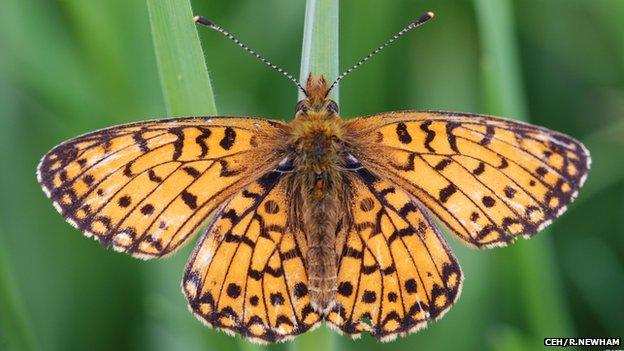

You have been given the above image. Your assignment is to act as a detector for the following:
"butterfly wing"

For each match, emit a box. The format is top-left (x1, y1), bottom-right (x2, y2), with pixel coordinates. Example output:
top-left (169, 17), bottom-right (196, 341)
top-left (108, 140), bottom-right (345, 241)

top-left (345, 111), bottom-right (591, 248)
top-left (37, 117), bottom-right (287, 258)
top-left (182, 165), bottom-right (321, 343)
top-left (327, 167), bottom-right (462, 341)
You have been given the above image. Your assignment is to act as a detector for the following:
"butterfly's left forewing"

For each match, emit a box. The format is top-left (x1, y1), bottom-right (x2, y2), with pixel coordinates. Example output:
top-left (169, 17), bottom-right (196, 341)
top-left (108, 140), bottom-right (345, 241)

top-left (346, 111), bottom-right (590, 248)
top-left (37, 117), bottom-right (286, 259)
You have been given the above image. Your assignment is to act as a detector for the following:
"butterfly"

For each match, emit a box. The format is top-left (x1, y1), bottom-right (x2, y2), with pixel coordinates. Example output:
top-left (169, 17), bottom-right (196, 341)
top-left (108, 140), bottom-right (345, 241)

top-left (37, 12), bottom-right (590, 343)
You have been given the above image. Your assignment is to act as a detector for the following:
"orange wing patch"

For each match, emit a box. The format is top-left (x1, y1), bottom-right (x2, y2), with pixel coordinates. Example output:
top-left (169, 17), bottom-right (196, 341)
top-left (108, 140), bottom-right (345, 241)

top-left (326, 168), bottom-right (462, 341)
top-left (347, 111), bottom-right (590, 248)
top-left (37, 117), bottom-right (286, 259)
top-left (182, 168), bottom-right (321, 343)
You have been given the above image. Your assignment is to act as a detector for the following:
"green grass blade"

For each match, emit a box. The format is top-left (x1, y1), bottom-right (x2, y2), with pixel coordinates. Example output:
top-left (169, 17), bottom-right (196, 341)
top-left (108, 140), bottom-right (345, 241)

top-left (473, 0), bottom-right (527, 119)
top-left (292, 0), bottom-right (339, 350)
top-left (0, 230), bottom-right (38, 351)
top-left (147, 0), bottom-right (217, 116)
top-left (145, 1), bottom-right (227, 350)
top-left (298, 0), bottom-right (339, 102)
top-left (473, 0), bottom-right (574, 341)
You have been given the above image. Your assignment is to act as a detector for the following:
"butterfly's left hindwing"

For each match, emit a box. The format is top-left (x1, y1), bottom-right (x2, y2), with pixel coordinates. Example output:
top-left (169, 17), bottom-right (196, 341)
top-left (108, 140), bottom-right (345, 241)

top-left (37, 117), bottom-right (285, 259)
top-left (183, 169), bottom-right (321, 343)
top-left (327, 169), bottom-right (462, 341)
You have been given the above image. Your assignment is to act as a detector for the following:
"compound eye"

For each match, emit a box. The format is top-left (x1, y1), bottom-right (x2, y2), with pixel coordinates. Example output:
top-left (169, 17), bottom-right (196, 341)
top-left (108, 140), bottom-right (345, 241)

top-left (295, 100), bottom-right (308, 113)
top-left (327, 100), bottom-right (339, 114)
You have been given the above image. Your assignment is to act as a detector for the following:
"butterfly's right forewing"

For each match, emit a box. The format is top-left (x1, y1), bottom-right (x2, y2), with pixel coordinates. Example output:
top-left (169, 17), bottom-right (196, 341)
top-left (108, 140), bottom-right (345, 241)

top-left (37, 117), bottom-right (286, 259)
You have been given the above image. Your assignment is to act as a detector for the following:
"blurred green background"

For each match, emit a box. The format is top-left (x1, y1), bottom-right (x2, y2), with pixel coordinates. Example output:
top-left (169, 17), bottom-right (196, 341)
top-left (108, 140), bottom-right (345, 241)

top-left (1, 0), bottom-right (623, 350)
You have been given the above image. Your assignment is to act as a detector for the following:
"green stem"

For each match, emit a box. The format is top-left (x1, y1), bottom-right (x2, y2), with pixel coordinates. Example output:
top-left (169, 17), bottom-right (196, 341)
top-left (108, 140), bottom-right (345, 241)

top-left (292, 0), bottom-right (339, 350)
top-left (473, 0), bottom-right (574, 340)
top-left (146, 1), bottom-right (228, 350)
top-left (298, 0), bottom-right (339, 102)
top-left (147, 0), bottom-right (216, 116)
top-left (0, 231), bottom-right (38, 351)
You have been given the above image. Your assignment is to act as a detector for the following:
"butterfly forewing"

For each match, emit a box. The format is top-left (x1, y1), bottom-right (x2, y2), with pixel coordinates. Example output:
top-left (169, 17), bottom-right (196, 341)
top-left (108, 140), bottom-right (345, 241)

top-left (182, 169), bottom-right (321, 343)
top-left (37, 117), bottom-right (286, 258)
top-left (346, 111), bottom-right (590, 248)
top-left (326, 168), bottom-right (462, 341)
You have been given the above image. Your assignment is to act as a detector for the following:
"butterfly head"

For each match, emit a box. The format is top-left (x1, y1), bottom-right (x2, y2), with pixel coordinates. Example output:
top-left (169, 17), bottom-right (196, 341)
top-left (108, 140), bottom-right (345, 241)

top-left (295, 74), bottom-right (339, 118)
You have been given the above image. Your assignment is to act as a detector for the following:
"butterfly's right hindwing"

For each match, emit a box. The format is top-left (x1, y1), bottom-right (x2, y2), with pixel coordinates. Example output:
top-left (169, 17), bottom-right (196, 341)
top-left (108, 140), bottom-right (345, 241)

top-left (182, 169), bottom-right (321, 343)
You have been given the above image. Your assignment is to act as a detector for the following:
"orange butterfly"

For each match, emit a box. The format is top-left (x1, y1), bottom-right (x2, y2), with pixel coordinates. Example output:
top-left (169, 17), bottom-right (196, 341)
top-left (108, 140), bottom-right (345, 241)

top-left (37, 12), bottom-right (590, 343)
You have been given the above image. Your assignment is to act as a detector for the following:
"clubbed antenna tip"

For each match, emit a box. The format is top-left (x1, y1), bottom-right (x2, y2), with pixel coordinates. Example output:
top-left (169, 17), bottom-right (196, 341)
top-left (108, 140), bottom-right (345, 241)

top-left (326, 11), bottom-right (435, 95)
top-left (194, 15), bottom-right (308, 96)
top-left (193, 16), bottom-right (212, 27)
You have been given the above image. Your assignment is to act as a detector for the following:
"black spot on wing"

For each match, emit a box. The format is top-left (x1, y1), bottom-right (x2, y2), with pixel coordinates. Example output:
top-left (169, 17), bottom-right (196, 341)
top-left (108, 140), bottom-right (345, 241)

top-left (220, 127), bottom-right (236, 150)
top-left (181, 190), bottom-right (198, 209)
top-left (257, 170), bottom-right (281, 190)
top-left (118, 195), bottom-right (131, 207)
top-left (226, 283), bottom-right (241, 298)
top-left (445, 121), bottom-right (460, 152)
top-left (480, 125), bottom-right (495, 146)
top-left (473, 162), bottom-right (485, 175)
top-left (140, 204), bottom-right (154, 215)
top-left (439, 184), bottom-right (457, 203)
top-left (263, 200), bottom-right (280, 214)
top-left (404, 279), bottom-right (418, 293)
top-left (396, 122), bottom-right (412, 144)
top-left (420, 121), bottom-right (436, 152)
top-left (293, 283), bottom-right (308, 298)
top-left (148, 169), bottom-right (162, 183)
top-left (195, 127), bottom-right (212, 158)
top-left (170, 128), bottom-right (185, 160)
top-left (182, 166), bottom-right (201, 178)
top-left (362, 290), bottom-right (377, 303)
top-left (504, 186), bottom-right (516, 198)
top-left (270, 292), bottom-right (285, 306)
top-left (338, 281), bottom-right (353, 297)
top-left (481, 196), bottom-right (495, 208)
top-left (434, 158), bottom-right (452, 171)
top-left (83, 174), bottom-right (95, 186)
top-left (133, 129), bottom-right (149, 152)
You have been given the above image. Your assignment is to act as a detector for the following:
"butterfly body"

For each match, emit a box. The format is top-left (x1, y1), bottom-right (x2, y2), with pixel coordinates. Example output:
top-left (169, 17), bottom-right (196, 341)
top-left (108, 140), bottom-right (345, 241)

top-left (287, 75), bottom-right (350, 313)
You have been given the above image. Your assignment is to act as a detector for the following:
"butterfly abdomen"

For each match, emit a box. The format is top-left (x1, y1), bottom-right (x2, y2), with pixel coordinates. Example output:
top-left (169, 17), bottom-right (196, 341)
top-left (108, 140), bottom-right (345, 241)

top-left (289, 100), bottom-right (349, 313)
top-left (303, 189), bottom-right (340, 313)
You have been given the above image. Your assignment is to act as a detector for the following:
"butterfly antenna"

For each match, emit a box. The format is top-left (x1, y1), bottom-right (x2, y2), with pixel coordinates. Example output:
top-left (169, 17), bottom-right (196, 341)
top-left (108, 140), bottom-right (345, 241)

top-left (194, 16), bottom-right (308, 96)
top-left (326, 11), bottom-right (435, 95)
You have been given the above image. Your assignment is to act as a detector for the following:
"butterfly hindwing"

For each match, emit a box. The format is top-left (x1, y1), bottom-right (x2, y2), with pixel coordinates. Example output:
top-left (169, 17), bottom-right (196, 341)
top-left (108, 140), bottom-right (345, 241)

top-left (346, 111), bottom-right (590, 248)
top-left (37, 117), bottom-right (286, 258)
top-left (327, 168), bottom-right (462, 341)
top-left (182, 167), bottom-right (321, 343)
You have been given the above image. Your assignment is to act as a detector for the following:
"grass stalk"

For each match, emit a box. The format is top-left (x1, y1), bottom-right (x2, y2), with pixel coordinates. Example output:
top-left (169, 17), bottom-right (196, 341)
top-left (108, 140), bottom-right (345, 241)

top-left (291, 0), bottom-right (339, 350)
top-left (0, 231), bottom-right (38, 351)
top-left (473, 0), bottom-right (574, 340)
top-left (145, 0), bottom-right (228, 350)
top-left (147, 0), bottom-right (216, 116)
top-left (298, 0), bottom-right (340, 102)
